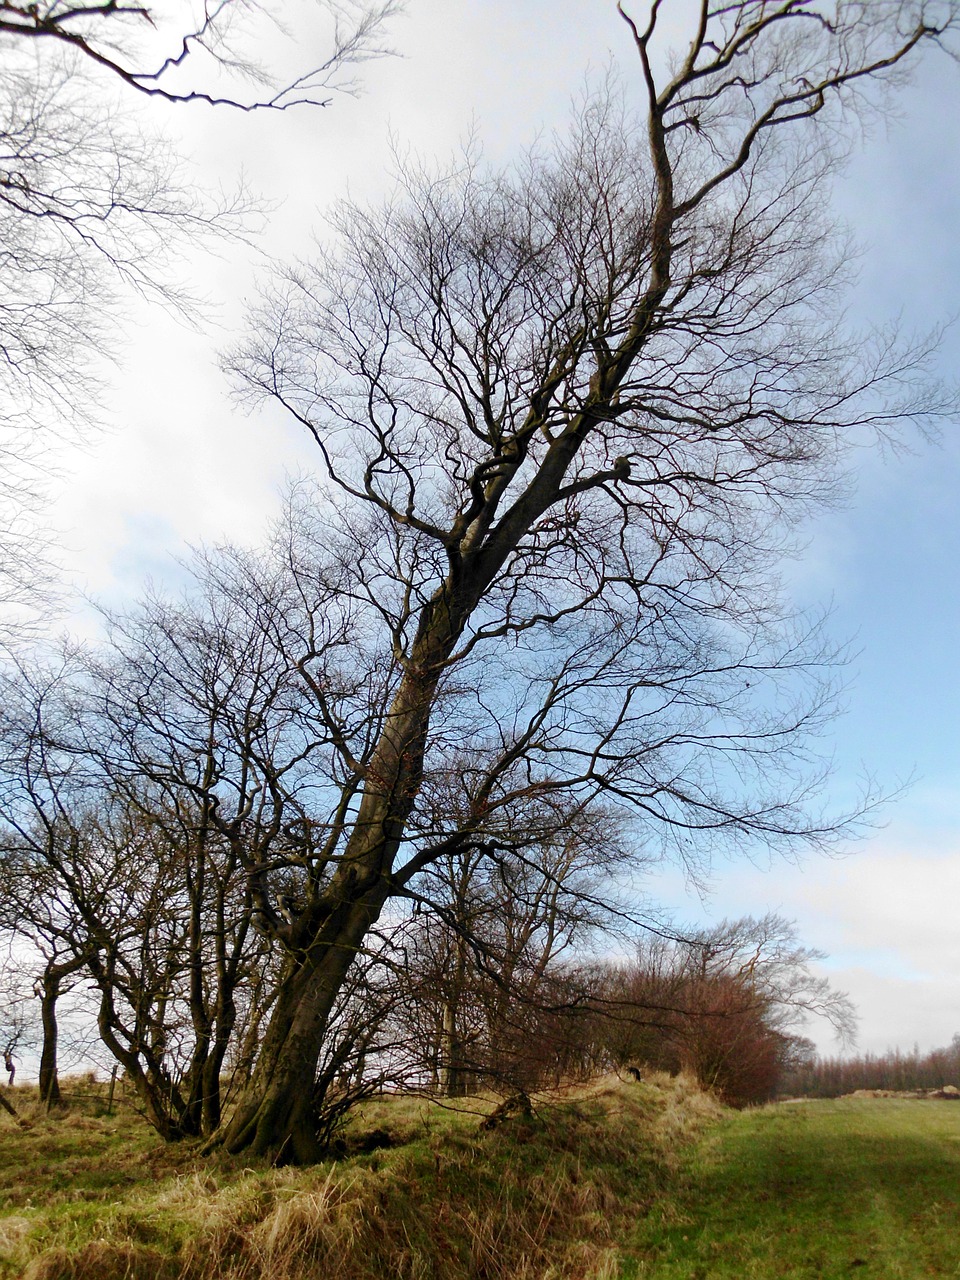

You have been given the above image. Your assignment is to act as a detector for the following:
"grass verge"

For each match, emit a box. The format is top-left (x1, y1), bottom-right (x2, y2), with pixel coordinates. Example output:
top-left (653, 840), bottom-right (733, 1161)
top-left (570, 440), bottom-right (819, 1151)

top-left (0, 1073), bottom-right (721, 1280)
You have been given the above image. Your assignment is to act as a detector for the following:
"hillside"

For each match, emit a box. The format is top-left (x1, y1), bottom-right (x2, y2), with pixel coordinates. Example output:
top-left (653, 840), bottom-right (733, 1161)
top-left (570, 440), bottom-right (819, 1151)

top-left (0, 1074), bottom-right (719, 1280)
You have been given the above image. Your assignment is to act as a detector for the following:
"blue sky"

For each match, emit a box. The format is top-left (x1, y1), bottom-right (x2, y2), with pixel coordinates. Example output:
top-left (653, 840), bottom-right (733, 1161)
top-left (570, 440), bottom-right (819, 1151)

top-left (36, 0), bottom-right (960, 1058)
top-left (657, 42), bottom-right (960, 1053)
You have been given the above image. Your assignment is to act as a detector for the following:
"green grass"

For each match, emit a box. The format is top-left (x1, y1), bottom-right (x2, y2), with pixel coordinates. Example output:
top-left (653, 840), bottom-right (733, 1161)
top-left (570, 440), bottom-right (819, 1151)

top-left (621, 1098), bottom-right (960, 1279)
top-left (7, 1081), bottom-right (960, 1279)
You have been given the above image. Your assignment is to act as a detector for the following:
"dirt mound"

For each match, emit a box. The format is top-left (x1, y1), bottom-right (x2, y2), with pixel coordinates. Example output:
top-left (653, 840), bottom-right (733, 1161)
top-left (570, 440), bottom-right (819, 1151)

top-left (847, 1087), bottom-right (960, 1100)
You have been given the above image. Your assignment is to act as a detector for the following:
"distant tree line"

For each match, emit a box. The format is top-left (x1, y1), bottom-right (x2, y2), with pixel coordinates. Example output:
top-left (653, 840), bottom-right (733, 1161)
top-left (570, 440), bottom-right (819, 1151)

top-left (781, 1037), bottom-right (960, 1099)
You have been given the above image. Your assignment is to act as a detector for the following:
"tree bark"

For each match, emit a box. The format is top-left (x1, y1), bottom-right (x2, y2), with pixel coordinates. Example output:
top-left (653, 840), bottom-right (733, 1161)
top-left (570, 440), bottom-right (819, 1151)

top-left (216, 888), bottom-right (390, 1161)
top-left (214, 583), bottom-right (464, 1160)
top-left (36, 955), bottom-right (87, 1110)
top-left (440, 999), bottom-right (467, 1098)
top-left (0, 1089), bottom-right (20, 1122)
top-left (441, 930), bottom-right (470, 1097)
top-left (37, 972), bottom-right (62, 1109)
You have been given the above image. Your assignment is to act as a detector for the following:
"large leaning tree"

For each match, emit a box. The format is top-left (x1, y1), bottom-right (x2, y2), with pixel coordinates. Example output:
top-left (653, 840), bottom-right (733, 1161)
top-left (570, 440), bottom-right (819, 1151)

top-left (209, 1), bottom-right (958, 1161)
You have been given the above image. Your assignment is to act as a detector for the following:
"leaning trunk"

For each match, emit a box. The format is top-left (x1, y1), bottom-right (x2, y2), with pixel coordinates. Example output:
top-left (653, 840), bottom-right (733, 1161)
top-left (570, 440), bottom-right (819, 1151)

top-left (215, 887), bottom-right (389, 1162)
top-left (213, 449), bottom-right (587, 1157)
top-left (215, 604), bottom-right (460, 1160)
top-left (215, 439), bottom-right (594, 1159)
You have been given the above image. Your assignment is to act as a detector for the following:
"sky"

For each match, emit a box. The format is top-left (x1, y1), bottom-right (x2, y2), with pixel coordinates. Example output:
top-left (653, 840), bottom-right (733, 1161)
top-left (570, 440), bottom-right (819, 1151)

top-left (21, 0), bottom-right (960, 1060)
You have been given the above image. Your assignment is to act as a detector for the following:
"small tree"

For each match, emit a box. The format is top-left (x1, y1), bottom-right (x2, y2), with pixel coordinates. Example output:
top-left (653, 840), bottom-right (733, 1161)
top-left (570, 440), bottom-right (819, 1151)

top-left (0, 627), bottom-right (284, 1138)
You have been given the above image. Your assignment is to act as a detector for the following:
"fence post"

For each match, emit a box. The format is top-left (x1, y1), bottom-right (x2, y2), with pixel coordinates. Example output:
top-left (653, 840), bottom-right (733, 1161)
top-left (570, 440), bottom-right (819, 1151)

top-left (106, 1065), bottom-right (118, 1116)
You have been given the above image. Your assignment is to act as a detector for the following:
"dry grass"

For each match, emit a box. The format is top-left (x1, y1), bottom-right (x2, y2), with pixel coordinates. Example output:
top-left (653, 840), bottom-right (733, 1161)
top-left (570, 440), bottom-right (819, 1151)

top-left (2, 1072), bottom-right (721, 1280)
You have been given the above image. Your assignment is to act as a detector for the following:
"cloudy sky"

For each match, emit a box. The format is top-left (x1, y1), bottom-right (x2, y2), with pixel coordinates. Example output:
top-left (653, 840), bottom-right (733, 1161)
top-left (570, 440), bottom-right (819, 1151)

top-left (31, 0), bottom-right (960, 1058)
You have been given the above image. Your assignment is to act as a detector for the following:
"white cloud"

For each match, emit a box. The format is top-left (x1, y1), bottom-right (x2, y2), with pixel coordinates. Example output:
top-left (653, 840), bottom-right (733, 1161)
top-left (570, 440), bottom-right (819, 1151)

top-left (643, 822), bottom-right (960, 1057)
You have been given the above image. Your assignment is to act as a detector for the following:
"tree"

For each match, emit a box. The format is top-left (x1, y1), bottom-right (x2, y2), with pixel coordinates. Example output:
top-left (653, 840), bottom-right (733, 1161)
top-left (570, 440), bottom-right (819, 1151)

top-left (391, 804), bottom-right (631, 1096)
top-left (0, 623), bottom-right (285, 1137)
top-left (595, 916), bottom-right (854, 1104)
top-left (203, 0), bottom-right (960, 1161)
top-left (0, 0), bottom-right (399, 109)
top-left (0, 1), bottom-right (399, 638)
top-left (0, 0), bottom-right (400, 415)
top-left (0, 850), bottom-right (91, 1109)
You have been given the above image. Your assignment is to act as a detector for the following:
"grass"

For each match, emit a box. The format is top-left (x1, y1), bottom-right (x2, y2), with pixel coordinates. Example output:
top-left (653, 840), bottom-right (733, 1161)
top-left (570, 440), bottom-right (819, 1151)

top-left (0, 1072), bottom-right (720, 1280)
top-left (620, 1097), bottom-right (960, 1279)
top-left (6, 1079), bottom-right (960, 1279)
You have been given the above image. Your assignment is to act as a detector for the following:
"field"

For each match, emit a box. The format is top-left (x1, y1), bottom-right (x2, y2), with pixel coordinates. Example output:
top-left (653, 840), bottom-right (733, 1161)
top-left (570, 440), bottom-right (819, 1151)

top-left (1, 1080), bottom-right (959, 1278)
top-left (622, 1098), bottom-right (960, 1278)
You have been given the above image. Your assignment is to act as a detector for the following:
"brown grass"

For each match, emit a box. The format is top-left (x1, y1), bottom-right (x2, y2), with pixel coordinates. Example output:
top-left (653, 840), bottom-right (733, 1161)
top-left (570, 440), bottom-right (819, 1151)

top-left (4, 1072), bottom-right (723, 1280)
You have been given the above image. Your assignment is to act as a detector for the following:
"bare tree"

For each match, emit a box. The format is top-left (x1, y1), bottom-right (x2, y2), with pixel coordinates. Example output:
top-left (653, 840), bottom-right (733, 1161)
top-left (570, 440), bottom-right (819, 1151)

top-left (0, 851), bottom-right (91, 1109)
top-left (0, 0), bottom-right (400, 109)
top-left (0, 633), bottom-right (284, 1138)
top-left (596, 915), bottom-right (856, 1104)
top-left (198, 3), bottom-right (959, 1161)
top-left (389, 803), bottom-right (632, 1097)
top-left (0, 0), bottom-right (399, 637)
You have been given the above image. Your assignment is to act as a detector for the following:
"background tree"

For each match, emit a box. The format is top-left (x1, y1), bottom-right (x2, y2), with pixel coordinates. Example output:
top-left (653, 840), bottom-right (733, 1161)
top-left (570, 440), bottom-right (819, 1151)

top-left (595, 916), bottom-right (855, 1105)
top-left (784, 1033), bottom-right (960, 1098)
top-left (0, 0), bottom-right (399, 639)
top-left (200, 2), bottom-right (959, 1161)
top-left (392, 804), bottom-right (631, 1096)
top-left (0, 663), bottom-right (208, 1136)
top-left (0, 593), bottom-right (299, 1137)
top-left (0, 850), bottom-right (91, 1109)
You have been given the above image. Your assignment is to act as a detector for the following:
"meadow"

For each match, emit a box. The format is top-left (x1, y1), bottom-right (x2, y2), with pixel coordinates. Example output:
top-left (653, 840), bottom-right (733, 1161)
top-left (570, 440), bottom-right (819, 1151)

top-left (622, 1097), bottom-right (960, 1278)
top-left (1, 1078), bottom-right (958, 1279)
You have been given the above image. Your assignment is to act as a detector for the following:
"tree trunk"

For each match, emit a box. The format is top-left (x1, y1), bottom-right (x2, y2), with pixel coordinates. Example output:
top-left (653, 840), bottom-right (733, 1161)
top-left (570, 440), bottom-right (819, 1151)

top-left (215, 886), bottom-right (391, 1162)
top-left (92, 964), bottom-right (192, 1142)
top-left (214, 472), bottom-right (591, 1158)
top-left (37, 972), bottom-right (62, 1109)
top-left (214, 593), bottom-right (462, 1161)
top-left (441, 931), bottom-right (470, 1097)
top-left (199, 1013), bottom-right (237, 1134)
top-left (440, 999), bottom-right (468, 1098)
top-left (0, 1089), bottom-right (20, 1122)
top-left (36, 956), bottom-right (88, 1110)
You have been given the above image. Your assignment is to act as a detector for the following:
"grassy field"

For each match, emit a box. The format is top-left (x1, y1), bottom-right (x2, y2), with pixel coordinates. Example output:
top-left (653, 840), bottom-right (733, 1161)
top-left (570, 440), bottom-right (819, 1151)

top-left (621, 1097), bottom-right (960, 1279)
top-left (1, 1081), bottom-right (959, 1278)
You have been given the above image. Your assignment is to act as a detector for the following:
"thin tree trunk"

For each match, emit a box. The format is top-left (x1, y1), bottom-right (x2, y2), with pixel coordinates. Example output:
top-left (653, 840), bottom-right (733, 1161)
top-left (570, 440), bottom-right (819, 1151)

top-left (37, 973), bottom-right (62, 1109)
top-left (199, 1015), bottom-right (237, 1134)
top-left (440, 999), bottom-right (467, 1098)
top-left (36, 956), bottom-right (87, 1110)
top-left (441, 932), bottom-right (469, 1097)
